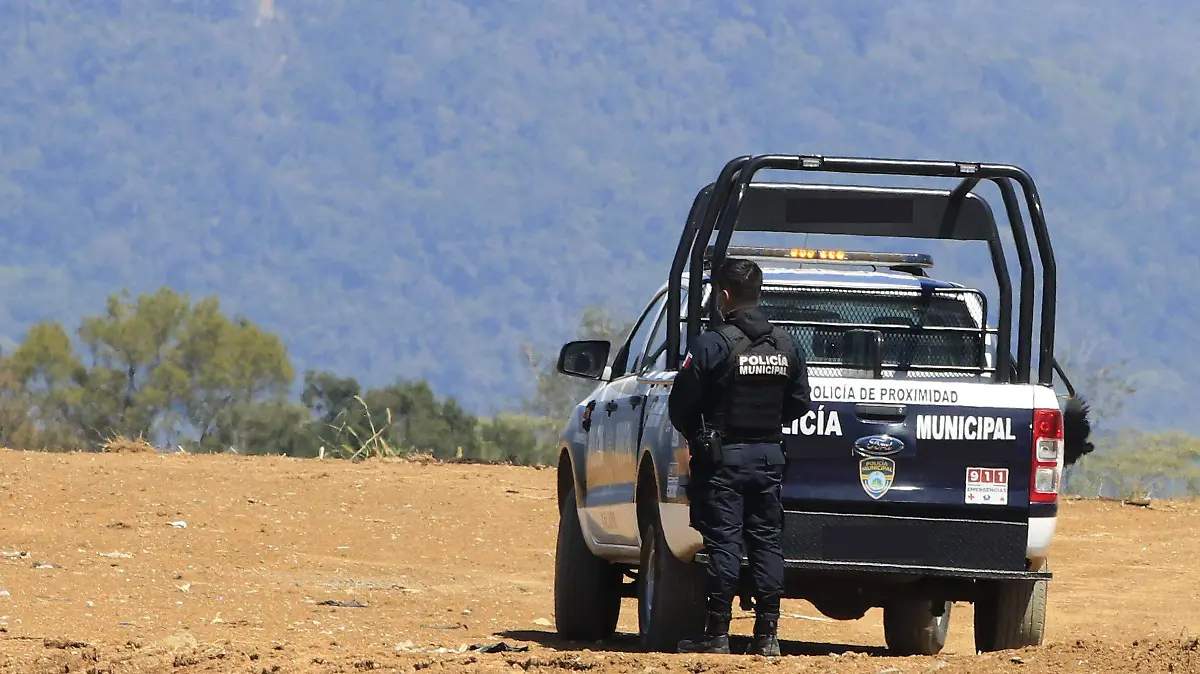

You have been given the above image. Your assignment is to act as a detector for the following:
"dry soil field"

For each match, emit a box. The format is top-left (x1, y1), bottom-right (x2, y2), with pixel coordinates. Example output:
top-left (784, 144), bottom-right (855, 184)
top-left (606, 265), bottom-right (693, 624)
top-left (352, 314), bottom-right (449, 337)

top-left (0, 449), bottom-right (1197, 673)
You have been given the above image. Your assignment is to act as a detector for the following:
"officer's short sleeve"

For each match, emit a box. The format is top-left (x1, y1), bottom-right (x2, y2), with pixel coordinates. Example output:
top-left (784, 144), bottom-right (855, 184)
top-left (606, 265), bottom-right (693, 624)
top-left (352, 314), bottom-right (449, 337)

top-left (668, 332), bottom-right (727, 440)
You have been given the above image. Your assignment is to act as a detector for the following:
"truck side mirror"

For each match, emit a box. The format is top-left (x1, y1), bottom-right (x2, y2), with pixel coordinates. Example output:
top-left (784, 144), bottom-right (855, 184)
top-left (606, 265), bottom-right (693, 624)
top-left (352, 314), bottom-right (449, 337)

top-left (557, 340), bottom-right (612, 380)
top-left (841, 329), bottom-right (883, 379)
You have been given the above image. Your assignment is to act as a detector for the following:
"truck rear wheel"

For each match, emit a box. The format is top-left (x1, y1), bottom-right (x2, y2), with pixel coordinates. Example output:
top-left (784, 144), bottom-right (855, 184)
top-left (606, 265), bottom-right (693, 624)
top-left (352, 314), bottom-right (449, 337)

top-left (637, 504), bottom-right (705, 651)
top-left (973, 562), bottom-right (1048, 652)
top-left (553, 485), bottom-right (621, 641)
top-left (883, 599), bottom-right (952, 655)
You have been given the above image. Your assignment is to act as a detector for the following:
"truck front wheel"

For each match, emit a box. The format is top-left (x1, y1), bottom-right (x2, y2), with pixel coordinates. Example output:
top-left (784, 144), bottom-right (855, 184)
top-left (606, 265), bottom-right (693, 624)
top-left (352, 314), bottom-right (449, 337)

top-left (637, 503), bottom-right (705, 651)
top-left (883, 599), bottom-right (952, 655)
top-left (553, 485), bottom-right (621, 641)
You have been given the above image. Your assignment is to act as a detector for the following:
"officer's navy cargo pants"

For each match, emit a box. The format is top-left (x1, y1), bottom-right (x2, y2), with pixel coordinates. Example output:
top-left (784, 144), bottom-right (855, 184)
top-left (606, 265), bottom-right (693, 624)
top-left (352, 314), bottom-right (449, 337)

top-left (689, 442), bottom-right (786, 623)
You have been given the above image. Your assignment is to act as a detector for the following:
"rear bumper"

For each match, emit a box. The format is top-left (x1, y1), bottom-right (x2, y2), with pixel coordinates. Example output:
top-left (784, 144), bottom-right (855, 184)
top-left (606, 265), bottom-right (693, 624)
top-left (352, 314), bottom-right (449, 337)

top-left (695, 509), bottom-right (1049, 581)
top-left (692, 553), bottom-right (1050, 581)
top-left (777, 559), bottom-right (1050, 581)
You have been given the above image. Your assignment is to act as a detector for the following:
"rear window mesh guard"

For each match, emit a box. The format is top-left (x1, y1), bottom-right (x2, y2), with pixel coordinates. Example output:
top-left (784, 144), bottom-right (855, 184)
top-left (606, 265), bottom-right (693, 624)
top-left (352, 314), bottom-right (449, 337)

top-left (697, 285), bottom-right (996, 375)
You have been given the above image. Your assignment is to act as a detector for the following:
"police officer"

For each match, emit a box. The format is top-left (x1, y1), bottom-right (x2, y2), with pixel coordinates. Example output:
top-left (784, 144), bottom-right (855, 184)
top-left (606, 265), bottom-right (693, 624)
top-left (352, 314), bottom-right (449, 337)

top-left (668, 257), bottom-right (812, 657)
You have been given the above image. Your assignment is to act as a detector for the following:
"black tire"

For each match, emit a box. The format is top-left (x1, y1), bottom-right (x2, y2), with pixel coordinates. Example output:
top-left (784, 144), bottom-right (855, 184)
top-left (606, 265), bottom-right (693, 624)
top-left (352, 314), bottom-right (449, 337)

top-left (883, 599), bottom-right (952, 656)
top-left (637, 502), bottom-right (706, 651)
top-left (973, 561), bottom-right (1048, 652)
top-left (553, 485), bottom-right (622, 641)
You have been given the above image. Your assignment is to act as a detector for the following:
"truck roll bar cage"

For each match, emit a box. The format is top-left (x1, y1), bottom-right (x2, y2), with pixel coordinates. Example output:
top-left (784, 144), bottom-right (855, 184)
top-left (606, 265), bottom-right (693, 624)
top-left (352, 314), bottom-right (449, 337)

top-left (665, 154), bottom-right (1060, 388)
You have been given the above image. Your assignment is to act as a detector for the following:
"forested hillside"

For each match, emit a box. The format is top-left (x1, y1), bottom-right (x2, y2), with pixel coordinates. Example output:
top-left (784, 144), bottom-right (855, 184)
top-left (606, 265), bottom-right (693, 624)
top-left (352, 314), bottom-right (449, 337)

top-left (0, 0), bottom-right (1196, 430)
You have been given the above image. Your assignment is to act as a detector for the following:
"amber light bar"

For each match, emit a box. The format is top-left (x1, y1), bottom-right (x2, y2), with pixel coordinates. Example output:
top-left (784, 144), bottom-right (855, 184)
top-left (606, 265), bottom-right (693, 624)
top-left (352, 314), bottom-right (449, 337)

top-left (707, 246), bottom-right (934, 268)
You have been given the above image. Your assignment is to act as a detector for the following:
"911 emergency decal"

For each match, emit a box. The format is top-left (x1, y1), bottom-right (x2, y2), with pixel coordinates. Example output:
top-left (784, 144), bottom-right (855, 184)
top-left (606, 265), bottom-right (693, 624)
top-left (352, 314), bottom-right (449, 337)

top-left (859, 457), bottom-right (895, 500)
top-left (916, 414), bottom-right (1016, 441)
top-left (965, 467), bottom-right (1009, 505)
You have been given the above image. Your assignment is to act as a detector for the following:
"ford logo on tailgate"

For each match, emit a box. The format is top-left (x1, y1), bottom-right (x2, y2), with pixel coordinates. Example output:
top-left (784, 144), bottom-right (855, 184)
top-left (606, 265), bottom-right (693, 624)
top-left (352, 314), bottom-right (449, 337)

top-left (853, 434), bottom-right (905, 457)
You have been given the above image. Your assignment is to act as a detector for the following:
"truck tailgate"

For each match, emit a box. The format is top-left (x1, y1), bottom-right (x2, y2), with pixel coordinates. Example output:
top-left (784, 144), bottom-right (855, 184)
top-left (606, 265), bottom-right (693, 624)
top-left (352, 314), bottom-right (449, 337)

top-left (777, 378), bottom-right (1048, 574)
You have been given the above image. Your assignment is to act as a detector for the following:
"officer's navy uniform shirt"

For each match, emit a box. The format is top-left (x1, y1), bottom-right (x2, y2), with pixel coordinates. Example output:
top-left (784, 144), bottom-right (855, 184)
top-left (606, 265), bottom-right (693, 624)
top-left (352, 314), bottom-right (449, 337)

top-left (668, 305), bottom-right (812, 449)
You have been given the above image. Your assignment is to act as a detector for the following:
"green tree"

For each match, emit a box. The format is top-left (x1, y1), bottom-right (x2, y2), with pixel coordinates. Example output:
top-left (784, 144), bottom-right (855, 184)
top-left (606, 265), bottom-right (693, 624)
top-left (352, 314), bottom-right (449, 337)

top-left (301, 369), bottom-right (362, 424)
top-left (362, 380), bottom-right (480, 460)
top-left (6, 320), bottom-right (87, 447)
top-left (0, 342), bottom-right (75, 450)
top-left (233, 400), bottom-right (322, 458)
top-left (0, 287), bottom-right (295, 451)
top-left (74, 288), bottom-right (192, 442)
top-left (9, 321), bottom-right (86, 396)
top-left (1065, 431), bottom-right (1200, 500)
top-left (479, 412), bottom-right (561, 465)
top-left (150, 295), bottom-right (294, 450)
top-left (521, 305), bottom-right (634, 421)
top-left (300, 378), bottom-right (485, 461)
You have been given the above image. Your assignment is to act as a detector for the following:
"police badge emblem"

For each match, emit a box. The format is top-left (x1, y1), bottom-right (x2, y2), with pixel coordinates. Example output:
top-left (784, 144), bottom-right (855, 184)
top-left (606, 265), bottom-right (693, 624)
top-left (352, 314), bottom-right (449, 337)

top-left (859, 457), bottom-right (896, 500)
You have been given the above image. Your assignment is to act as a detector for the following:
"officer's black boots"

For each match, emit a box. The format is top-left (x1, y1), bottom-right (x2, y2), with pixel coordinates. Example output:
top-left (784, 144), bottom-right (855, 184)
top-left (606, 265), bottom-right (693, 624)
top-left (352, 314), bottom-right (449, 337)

top-left (677, 615), bottom-right (780, 657)
top-left (748, 616), bottom-right (781, 657)
top-left (677, 613), bottom-right (732, 654)
top-left (677, 632), bottom-right (731, 655)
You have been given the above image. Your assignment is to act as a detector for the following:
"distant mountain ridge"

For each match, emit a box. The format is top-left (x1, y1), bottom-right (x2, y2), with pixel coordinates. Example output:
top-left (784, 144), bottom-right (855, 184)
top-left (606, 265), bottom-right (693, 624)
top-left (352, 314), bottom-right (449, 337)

top-left (0, 0), bottom-right (1195, 431)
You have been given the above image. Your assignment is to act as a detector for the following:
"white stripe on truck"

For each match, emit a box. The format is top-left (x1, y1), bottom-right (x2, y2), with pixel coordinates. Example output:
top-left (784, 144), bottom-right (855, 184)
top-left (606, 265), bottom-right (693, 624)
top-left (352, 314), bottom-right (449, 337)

top-left (808, 378), bottom-right (1060, 410)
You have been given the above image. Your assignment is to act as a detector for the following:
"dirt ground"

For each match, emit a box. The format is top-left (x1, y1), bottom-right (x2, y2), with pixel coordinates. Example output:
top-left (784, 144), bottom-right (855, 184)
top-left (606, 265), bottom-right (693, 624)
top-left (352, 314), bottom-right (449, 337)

top-left (0, 450), bottom-right (1197, 673)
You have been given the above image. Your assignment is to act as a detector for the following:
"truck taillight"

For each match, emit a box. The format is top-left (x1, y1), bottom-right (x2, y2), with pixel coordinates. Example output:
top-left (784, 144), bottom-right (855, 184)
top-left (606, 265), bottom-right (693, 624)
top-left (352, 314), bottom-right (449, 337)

top-left (1030, 408), bottom-right (1063, 503)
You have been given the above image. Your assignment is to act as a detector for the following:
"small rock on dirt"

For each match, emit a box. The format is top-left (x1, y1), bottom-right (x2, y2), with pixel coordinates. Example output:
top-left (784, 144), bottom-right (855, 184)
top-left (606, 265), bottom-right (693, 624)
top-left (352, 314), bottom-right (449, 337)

top-left (317, 599), bottom-right (368, 608)
top-left (469, 642), bottom-right (529, 654)
top-left (159, 633), bottom-right (199, 650)
top-left (532, 617), bottom-right (552, 627)
top-left (44, 637), bottom-right (90, 649)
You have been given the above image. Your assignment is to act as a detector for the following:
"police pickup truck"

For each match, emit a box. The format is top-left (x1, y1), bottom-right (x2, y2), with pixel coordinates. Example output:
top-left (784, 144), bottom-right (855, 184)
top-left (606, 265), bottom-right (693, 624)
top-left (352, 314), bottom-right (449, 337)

top-left (550, 154), bottom-right (1092, 655)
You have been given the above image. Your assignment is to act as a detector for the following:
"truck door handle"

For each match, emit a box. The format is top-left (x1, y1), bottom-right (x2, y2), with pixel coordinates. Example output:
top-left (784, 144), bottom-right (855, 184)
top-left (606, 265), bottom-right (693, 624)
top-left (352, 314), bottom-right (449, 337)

top-left (605, 401), bottom-right (619, 415)
top-left (582, 400), bottom-right (596, 432)
top-left (855, 403), bottom-right (907, 422)
top-left (630, 395), bottom-right (644, 409)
